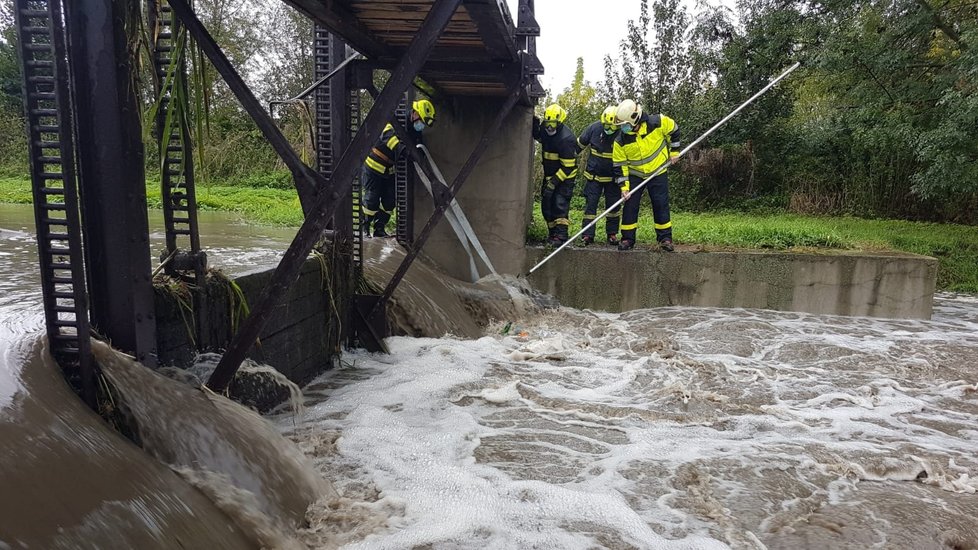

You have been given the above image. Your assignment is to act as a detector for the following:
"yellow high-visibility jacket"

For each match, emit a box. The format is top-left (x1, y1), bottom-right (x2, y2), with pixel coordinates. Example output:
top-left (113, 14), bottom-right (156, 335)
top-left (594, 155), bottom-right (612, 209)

top-left (612, 113), bottom-right (681, 192)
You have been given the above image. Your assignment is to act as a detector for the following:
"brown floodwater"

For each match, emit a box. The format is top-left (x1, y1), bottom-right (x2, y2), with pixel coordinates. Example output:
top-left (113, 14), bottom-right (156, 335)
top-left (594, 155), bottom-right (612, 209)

top-left (3, 203), bottom-right (978, 549)
top-left (273, 246), bottom-right (978, 549)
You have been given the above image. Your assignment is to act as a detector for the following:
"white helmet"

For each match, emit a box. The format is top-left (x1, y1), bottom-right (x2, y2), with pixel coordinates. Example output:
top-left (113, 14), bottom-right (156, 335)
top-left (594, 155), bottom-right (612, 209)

top-left (614, 99), bottom-right (643, 126)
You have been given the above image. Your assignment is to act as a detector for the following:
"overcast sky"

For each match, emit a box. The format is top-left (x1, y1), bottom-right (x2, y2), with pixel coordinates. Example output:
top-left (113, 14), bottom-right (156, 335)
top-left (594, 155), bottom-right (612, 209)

top-left (503, 0), bottom-right (734, 94)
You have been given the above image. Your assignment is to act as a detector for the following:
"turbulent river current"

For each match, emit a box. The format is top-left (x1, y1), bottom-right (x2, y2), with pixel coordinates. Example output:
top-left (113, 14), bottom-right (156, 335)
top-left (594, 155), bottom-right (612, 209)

top-left (2, 204), bottom-right (978, 548)
top-left (275, 295), bottom-right (978, 549)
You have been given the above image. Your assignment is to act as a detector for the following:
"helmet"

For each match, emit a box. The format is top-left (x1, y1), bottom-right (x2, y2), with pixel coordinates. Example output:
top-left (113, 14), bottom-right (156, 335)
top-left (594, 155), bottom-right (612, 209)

top-left (542, 104), bottom-right (567, 129)
top-left (600, 106), bottom-right (617, 130)
top-left (614, 99), bottom-right (642, 127)
top-left (412, 99), bottom-right (436, 127)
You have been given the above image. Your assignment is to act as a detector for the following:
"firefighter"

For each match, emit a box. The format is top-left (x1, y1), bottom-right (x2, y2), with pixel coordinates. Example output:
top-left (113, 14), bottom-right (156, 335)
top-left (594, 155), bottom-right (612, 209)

top-left (532, 104), bottom-right (578, 246)
top-left (576, 106), bottom-right (622, 246)
top-left (612, 99), bottom-right (681, 251)
top-left (361, 99), bottom-right (436, 238)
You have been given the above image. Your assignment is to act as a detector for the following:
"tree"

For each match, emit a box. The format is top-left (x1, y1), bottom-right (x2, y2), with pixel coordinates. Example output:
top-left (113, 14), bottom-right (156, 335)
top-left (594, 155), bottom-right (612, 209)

top-left (602, 0), bottom-right (690, 113)
top-left (556, 57), bottom-right (605, 135)
top-left (0, 0), bottom-right (26, 174)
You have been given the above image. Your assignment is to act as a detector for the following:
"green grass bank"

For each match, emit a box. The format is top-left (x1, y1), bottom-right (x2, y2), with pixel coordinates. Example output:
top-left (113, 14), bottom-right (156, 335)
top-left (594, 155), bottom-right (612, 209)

top-left (0, 176), bottom-right (305, 226)
top-left (3, 176), bottom-right (977, 292)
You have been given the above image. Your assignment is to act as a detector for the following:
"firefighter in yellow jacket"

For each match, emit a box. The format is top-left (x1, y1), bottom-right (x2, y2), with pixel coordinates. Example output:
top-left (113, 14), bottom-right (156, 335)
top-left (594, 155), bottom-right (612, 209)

top-left (361, 99), bottom-right (436, 238)
top-left (532, 104), bottom-right (579, 246)
top-left (612, 99), bottom-right (681, 251)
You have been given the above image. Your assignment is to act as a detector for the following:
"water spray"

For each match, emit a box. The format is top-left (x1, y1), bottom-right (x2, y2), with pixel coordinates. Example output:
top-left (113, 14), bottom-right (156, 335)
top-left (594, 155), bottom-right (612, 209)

top-left (527, 61), bottom-right (802, 276)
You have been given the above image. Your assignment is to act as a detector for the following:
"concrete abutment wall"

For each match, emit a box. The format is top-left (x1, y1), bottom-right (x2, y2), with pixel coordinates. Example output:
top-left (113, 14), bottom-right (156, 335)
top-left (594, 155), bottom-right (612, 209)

top-left (414, 97), bottom-right (535, 280)
top-left (528, 248), bottom-right (938, 319)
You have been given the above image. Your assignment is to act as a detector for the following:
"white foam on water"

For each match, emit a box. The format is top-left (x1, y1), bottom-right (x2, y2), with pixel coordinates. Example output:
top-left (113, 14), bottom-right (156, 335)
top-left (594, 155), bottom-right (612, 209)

top-left (278, 293), bottom-right (978, 549)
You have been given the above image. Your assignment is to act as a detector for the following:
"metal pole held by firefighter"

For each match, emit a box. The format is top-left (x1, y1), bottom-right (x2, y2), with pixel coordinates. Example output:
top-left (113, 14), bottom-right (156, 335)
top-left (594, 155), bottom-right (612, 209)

top-left (528, 61), bottom-right (802, 275)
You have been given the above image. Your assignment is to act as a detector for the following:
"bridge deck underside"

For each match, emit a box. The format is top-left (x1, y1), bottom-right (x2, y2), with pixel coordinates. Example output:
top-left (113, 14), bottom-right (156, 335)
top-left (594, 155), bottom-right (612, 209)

top-left (284, 0), bottom-right (525, 96)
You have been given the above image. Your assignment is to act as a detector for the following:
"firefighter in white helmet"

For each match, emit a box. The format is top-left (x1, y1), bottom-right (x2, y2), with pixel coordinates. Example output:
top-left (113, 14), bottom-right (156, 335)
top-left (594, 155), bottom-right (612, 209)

top-left (612, 99), bottom-right (681, 251)
top-left (361, 99), bottom-right (436, 238)
top-left (532, 104), bottom-right (578, 246)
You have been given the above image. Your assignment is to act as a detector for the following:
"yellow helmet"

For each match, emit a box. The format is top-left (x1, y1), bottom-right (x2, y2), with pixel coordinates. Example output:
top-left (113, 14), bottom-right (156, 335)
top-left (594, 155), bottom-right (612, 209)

top-left (412, 99), bottom-right (436, 127)
top-left (542, 104), bottom-right (567, 129)
top-left (614, 99), bottom-right (642, 127)
top-left (600, 106), bottom-right (617, 129)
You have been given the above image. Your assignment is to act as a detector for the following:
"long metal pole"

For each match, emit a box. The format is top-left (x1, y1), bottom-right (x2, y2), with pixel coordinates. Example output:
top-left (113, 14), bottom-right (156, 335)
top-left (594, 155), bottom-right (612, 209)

top-left (528, 61), bottom-right (802, 275)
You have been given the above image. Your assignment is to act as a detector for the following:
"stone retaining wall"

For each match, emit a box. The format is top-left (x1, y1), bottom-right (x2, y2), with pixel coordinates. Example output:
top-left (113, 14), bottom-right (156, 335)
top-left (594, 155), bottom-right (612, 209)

top-left (155, 255), bottom-right (348, 391)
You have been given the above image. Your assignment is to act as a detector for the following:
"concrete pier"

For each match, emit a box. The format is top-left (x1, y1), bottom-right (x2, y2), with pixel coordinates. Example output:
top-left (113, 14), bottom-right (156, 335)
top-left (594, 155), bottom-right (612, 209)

top-left (527, 247), bottom-right (938, 319)
top-left (414, 97), bottom-right (535, 280)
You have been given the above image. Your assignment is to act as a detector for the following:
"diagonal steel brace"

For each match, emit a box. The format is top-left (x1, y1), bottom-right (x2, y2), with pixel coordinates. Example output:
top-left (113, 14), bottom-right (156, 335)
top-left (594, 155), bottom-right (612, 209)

top-left (167, 0), bottom-right (325, 212)
top-left (205, 0), bottom-right (464, 393)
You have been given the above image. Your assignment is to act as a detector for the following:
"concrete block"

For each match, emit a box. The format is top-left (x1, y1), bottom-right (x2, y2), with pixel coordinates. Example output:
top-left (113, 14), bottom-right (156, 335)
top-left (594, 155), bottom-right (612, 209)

top-left (414, 98), bottom-right (535, 279)
top-left (527, 247), bottom-right (937, 319)
top-left (154, 255), bottom-right (346, 395)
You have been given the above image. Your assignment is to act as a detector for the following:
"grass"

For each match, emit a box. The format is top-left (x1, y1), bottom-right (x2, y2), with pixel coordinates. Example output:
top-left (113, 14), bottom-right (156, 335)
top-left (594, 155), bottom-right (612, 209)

top-left (0, 177), bottom-right (33, 203)
top-left (4, 176), bottom-right (977, 292)
top-left (1, 175), bottom-right (304, 226)
top-left (148, 182), bottom-right (304, 226)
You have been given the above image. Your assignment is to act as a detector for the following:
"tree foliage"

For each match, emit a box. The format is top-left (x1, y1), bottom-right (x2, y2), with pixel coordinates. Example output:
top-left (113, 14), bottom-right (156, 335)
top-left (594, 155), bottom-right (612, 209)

top-left (0, 1), bottom-right (26, 174)
top-left (601, 0), bottom-right (978, 222)
top-left (555, 57), bottom-right (606, 135)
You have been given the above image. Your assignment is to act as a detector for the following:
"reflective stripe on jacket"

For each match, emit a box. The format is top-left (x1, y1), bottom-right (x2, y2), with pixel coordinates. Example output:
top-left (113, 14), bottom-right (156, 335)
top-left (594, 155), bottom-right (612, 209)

top-left (577, 121), bottom-right (616, 181)
top-left (364, 123), bottom-right (422, 176)
top-left (612, 113), bottom-right (681, 191)
top-left (533, 122), bottom-right (578, 182)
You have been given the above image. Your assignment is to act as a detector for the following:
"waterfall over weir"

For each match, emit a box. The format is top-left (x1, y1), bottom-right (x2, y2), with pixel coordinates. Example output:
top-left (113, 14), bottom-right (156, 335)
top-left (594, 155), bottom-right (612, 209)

top-left (0, 336), bottom-right (256, 548)
top-left (1, 334), bottom-right (334, 549)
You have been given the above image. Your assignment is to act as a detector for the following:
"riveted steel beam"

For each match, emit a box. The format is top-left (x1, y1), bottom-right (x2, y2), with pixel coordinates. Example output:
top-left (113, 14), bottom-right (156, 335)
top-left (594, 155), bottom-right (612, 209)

top-left (65, 0), bottom-right (157, 369)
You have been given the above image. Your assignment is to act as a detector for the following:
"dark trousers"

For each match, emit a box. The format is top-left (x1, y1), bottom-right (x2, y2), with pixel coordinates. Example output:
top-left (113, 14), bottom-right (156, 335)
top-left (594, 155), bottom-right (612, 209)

top-left (361, 166), bottom-right (395, 236)
top-left (582, 177), bottom-right (621, 238)
top-left (541, 177), bottom-right (573, 240)
top-left (620, 173), bottom-right (671, 243)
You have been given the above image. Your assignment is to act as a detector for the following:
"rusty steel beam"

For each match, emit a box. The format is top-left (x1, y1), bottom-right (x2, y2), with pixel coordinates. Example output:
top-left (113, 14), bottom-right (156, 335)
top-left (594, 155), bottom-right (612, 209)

top-left (367, 77), bottom-right (525, 323)
top-left (65, 0), bottom-right (158, 369)
top-left (167, 0), bottom-right (322, 211)
top-left (206, 0), bottom-right (464, 393)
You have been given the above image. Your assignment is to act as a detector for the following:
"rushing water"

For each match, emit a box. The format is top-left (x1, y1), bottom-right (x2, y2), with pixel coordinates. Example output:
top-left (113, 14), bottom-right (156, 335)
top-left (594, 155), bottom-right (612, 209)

top-left (0, 203), bottom-right (295, 340)
top-left (1, 204), bottom-right (307, 549)
top-left (276, 298), bottom-right (978, 549)
top-left (3, 203), bottom-right (978, 548)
